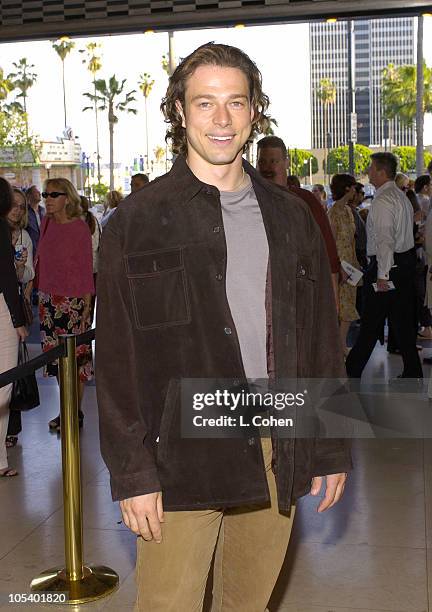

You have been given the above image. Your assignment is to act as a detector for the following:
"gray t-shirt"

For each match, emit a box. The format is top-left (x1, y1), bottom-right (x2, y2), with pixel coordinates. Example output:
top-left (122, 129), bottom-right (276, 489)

top-left (220, 176), bottom-right (269, 380)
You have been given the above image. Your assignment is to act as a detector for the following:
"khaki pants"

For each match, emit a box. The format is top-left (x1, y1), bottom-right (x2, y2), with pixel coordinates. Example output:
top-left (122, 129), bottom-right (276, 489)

top-left (135, 437), bottom-right (295, 612)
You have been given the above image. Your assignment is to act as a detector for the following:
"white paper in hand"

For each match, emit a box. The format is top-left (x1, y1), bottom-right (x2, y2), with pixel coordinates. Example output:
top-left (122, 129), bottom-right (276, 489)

top-left (341, 260), bottom-right (363, 286)
top-left (372, 281), bottom-right (395, 292)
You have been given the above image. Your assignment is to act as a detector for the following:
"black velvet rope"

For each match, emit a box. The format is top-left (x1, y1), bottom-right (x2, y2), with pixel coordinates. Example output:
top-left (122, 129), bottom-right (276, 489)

top-left (0, 329), bottom-right (96, 389)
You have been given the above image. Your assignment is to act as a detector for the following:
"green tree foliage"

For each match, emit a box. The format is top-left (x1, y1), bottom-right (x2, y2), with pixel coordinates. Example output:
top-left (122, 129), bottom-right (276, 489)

top-left (263, 117), bottom-right (279, 136)
top-left (161, 55), bottom-right (170, 75)
top-left (7, 58), bottom-right (37, 136)
top-left (317, 78), bottom-right (337, 106)
top-left (382, 63), bottom-right (432, 126)
top-left (84, 75), bottom-right (137, 189)
top-left (289, 148), bottom-right (318, 177)
top-left (91, 182), bottom-right (109, 203)
top-left (316, 78), bottom-right (337, 179)
top-left (138, 73), bottom-right (155, 170)
top-left (154, 145), bottom-right (165, 163)
top-left (393, 146), bottom-right (432, 173)
top-left (0, 108), bottom-right (40, 170)
top-left (52, 37), bottom-right (75, 127)
top-left (0, 67), bottom-right (15, 111)
top-left (326, 144), bottom-right (372, 176)
top-left (7, 58), bottom-right (37, 114)
top-left (80, 42), bottom-right (103, 182)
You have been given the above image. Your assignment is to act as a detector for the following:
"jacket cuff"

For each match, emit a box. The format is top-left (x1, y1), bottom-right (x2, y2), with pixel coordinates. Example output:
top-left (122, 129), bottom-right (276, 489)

top-left (312, 453), bottom-right (353, 477)
top-left (110, 468), bottom-right (161, 502)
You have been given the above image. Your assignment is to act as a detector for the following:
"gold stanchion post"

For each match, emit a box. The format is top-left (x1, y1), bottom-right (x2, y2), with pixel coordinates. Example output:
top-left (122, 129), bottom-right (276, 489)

top-left (31, 335), bottom-right (119, 604)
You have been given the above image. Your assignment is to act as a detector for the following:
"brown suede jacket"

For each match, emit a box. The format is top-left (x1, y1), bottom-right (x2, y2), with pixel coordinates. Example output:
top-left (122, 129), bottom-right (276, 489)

top-left (96, 155), bottom-right (352, 512)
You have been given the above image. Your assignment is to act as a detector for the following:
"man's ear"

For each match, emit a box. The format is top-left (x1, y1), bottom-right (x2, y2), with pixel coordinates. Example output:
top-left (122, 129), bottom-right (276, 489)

top-left (175, 100), bottom-right (186, 129)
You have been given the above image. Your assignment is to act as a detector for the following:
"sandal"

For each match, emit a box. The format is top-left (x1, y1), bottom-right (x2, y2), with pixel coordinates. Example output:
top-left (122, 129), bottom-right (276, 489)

top-left (48, 412), bottom-right (84, 432)
top-left (0, 467), bottom-right (18, 477)
top-left (5, 436), bottom-right (18, 448)
top-left (48, 415), bottom-right (60, 431)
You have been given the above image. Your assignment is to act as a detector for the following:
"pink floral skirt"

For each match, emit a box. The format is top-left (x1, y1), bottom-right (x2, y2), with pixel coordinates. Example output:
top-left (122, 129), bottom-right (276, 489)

top-left (39, 292), bottom-right (94, 382)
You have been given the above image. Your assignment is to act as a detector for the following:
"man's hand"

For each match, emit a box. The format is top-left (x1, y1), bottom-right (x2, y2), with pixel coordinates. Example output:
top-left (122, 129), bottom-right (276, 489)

top-left (310, 473), bottom-right (347, 513)
top-left (120, 492), bottom-right (164, 542)
top-left (24, 282), bottom-right (33, 302)
top-left (340, 267), bottom-right (349, 284)
top-left (376, 278), bottom-right (390, 292)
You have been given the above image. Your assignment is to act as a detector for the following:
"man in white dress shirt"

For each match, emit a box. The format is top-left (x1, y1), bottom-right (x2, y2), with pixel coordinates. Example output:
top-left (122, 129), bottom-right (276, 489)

top-left (346, 152), bottom-right (423, 379)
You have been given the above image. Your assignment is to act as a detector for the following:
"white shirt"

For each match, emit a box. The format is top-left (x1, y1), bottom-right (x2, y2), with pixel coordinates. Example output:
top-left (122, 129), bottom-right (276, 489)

top-left (417, 193), bottom-right (430, 217)
top-left (366, 180), bottom-right (414, 280)
top-left (15, 228), bottom-right (35, 285)
top-left (91, 218), bottom-right (101, 273)
top-left (81, 215), bottom-right (101, 273)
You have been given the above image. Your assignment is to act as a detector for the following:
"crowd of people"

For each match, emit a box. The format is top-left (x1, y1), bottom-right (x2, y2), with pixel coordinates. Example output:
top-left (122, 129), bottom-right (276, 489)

top-left (0, 143), bottom-right (430, 477)
top-left (0, 40), bottom-right (430, 611)
top-left (257, 135), bottom-right (432, 378)
top-left (0, 170), bottom-right (152, 476)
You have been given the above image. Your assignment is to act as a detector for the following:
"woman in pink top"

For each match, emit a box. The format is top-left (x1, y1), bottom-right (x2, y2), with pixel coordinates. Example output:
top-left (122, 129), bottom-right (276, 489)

top-left (36, 178), bottom-right (94, 431)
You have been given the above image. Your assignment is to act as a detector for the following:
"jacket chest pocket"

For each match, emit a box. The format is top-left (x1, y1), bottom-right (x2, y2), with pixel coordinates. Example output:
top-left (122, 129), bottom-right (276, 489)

top-left (295, 256), bottom-right (316, 329)
top-left (125, 248), bottom-right (191, 331)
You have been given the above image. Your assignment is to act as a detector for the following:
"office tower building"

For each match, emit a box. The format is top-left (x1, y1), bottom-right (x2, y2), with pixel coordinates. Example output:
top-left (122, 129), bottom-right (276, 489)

top-left (310, 18), bottom-right (416, 149)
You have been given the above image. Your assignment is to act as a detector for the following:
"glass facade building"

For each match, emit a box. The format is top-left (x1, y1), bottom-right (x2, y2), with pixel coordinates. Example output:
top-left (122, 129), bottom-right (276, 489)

top-left (310, 18), bottom-right (416, 149)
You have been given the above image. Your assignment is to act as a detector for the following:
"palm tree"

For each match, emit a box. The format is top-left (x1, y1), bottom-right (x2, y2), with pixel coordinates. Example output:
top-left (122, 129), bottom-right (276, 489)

top-left (84, 75), bottom-right (137, 190)
top-left (138, 73), bottom-right (155, 172)
top-left (52, 37), bottom-right (75, 128)
top-left (263, 117), bottom-right (279, 136)
top-left (154, 145), bottom-right (166, 168)
top-left (382, 63), bottom-right (432, 125)
top-left (0, 67), bottom-right (15, 111)
top-left (162, 32), bottom-right (177, 77)
top-left (161, 55), bottom-right (170, 75)
top-left (7, 58), bottom-right (37, 136)
top-left (382, 61), bottom-right (432, 173)
top-left (317, 78), bottom-right (337, 182)
top-left (80, 42), bottom-right (103, 183)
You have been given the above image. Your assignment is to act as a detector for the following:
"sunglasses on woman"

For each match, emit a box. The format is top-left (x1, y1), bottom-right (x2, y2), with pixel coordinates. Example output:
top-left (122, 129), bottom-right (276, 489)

top-left (42, 191), bottom-right (66, 199)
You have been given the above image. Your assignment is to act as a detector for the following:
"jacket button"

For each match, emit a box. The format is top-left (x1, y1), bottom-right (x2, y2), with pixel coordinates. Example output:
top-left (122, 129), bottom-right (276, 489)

top-left (216, 273), bottom-right (223, 281)
top-left (213, 226), bottom-right (221, 233)
top-left (248, 437), bottom-right (255, 446)
top-left (299, 266), bottom-right (306, 276)
top-left (224, 327), bottom-right (232, 335)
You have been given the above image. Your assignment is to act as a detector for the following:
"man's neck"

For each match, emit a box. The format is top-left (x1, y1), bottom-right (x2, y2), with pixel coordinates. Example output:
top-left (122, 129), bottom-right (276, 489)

top-left (30, 201), bottom-right (39, 211)
top-left (186, 152), bottom-right (245, 192)
top-left (375, 178), bottom-right (392, 191)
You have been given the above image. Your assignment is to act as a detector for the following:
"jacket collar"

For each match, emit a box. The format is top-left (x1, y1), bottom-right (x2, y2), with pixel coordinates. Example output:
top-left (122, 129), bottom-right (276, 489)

top-left (168, 154), bottom-right (281, 203)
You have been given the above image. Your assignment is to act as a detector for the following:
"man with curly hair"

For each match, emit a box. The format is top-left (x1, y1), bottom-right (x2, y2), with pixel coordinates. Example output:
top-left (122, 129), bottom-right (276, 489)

top-left (97, 42), bottom-right (351, 611)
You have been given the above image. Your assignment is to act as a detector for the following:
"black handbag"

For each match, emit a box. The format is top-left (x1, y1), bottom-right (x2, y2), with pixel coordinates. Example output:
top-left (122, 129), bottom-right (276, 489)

top-left (9, 342), bottom-right (40, 412)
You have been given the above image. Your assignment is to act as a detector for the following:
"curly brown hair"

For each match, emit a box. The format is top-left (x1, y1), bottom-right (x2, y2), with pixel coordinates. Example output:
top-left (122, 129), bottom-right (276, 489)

top-left (161, 42), bottom-right (270, 155)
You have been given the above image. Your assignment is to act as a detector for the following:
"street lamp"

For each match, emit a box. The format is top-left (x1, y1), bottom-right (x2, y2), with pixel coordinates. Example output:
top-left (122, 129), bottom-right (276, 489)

top-left (45, 163), bottom-right (52, 179)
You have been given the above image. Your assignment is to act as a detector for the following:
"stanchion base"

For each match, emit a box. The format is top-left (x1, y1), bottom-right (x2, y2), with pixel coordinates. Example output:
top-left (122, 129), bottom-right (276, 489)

top-left (30, 564), bottom-right (119, 604)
